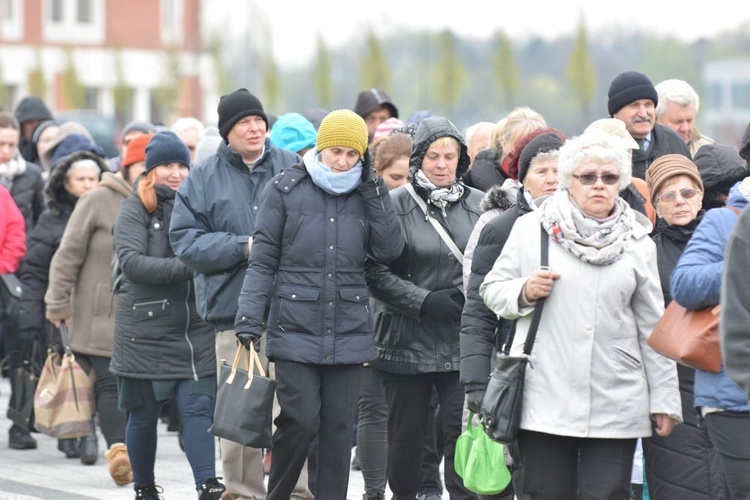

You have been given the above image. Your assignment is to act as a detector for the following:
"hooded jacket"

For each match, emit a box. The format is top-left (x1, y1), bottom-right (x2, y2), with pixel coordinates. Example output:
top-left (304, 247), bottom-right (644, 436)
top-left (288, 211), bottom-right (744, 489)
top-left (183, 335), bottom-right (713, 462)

top-left (366, 117), bottom-right (483, 374)
top-left (169, 139), bottom-right (300, 330)
top-left (631, 123), bottom-right (691, 180)
top-left (45, 172), bottom-right (133, 356)
top-left (354, 89), bottom-right (398, 121)
top-left (693, 144), bottom-right (749, 209)
top-left (14, 97), bottom-right (53, 164)
top-left (463, 146), bottom-right (510, 192)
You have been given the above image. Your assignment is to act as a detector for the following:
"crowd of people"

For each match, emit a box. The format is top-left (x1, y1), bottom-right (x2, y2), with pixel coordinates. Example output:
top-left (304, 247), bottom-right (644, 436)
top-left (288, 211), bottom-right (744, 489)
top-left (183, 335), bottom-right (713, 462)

top-left (1, 69), bottom-right (750, 500)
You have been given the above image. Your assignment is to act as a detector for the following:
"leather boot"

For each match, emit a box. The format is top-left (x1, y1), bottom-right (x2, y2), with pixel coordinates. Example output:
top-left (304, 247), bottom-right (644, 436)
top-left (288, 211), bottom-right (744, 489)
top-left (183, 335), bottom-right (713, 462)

top-left (78, 432), bottom-right (98, 464)
top-left (58, 437), bottom-right (80, 458)
top-left (8, 424), bottom-right (37, 450)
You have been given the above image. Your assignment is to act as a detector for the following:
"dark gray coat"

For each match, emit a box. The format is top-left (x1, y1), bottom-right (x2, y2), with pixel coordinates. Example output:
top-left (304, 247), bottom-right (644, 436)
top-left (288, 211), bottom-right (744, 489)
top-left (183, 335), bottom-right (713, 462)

top-left (235, 162), bottom-right (404, 365)
top-left (111, 185), bottom-right (214, 380)
top-left (631, 123), bottom-right (691, 180)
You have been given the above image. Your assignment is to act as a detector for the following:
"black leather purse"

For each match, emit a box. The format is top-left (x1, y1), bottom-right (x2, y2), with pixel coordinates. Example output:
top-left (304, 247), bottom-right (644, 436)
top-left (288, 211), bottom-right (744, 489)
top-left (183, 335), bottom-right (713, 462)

top-left (480, 225), bottom-right (548, 445)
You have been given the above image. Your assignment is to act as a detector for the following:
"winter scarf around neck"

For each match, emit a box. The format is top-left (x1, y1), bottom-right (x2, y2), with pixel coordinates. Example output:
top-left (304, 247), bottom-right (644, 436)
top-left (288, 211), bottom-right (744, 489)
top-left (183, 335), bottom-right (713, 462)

top-left (303, 148), bottom-right (362, 195)
top-left (413, 169), bottom-right (465, 217)
top-left (0, 154), bottom-right (27, 190)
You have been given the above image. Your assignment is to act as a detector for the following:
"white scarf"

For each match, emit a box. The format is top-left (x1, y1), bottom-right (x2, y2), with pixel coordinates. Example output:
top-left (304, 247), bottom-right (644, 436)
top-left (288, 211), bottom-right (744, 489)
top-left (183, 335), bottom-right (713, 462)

top-left (0, 153), bottom-right (26, 190)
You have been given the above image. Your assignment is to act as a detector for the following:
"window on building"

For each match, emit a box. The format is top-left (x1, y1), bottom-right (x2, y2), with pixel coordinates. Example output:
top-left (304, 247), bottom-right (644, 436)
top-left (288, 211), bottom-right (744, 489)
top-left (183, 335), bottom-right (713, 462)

top-left (731, 83), bottom-right (750, 109)
top-left (50, 0), bottom-right (64, 22)
top-left (77, 0), bottom-right (91, 23)
top-left (704, 83), bottom-right (722, 109)
top-left (160, 0), bottom-right (183, 45)
top-left (2, 0), bottom-right (13, 21)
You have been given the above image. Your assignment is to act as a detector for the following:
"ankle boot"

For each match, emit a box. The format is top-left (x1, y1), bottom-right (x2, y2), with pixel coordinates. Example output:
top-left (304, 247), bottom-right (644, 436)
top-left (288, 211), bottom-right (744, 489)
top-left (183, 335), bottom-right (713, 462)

top-left (8, 424), bottom-right (37, 450)
top-left (58, 437), bottom-right (80, 458)
top-left (78, 432), bottom-right (98, 464)
top-left (198, 477), bottom-right (226, 500)
top-left (134, 483), bottom-right (164, 499)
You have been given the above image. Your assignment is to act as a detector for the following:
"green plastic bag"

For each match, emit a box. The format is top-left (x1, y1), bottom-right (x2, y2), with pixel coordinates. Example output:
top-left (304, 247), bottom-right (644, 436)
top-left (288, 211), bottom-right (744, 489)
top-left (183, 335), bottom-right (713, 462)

top-left (454, 411), bottom-right (512, 495)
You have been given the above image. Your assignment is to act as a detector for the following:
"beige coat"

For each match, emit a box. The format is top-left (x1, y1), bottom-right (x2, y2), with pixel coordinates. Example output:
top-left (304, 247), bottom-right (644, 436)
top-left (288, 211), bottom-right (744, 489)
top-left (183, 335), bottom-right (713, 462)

top-left (45, 172), bottom-right (132, 357)
top-left (480, 210), bottom-right (682, 439)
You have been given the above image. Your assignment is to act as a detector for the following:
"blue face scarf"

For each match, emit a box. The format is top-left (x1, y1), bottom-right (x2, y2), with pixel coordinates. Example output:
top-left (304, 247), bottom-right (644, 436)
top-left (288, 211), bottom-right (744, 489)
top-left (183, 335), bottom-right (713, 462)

top-left (303, 148), bottom-right (362, 195)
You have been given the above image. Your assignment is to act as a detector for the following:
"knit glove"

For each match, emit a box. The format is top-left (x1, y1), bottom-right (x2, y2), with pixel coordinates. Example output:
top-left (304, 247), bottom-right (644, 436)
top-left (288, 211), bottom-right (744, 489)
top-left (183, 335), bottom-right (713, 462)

top-left (237, 332), bottom-right (261, 352)
top-left (420, 288), bottom-right (465, 323)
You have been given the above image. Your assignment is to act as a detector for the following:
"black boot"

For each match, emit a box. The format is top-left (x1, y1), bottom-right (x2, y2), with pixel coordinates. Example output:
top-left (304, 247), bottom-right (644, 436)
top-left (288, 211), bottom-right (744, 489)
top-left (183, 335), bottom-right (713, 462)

top-left (135, 483), bottom-right (164, 499)
top-left (198, 477), bottom-right (226, 500)
top-left (79, 430), bottom-right (98, 465)
top-left (6, 366), bottom-right (36, 435)
top-left (58, 437), bottom-right (80, 458)
top-left (8, 424), bottom-right (37, 450)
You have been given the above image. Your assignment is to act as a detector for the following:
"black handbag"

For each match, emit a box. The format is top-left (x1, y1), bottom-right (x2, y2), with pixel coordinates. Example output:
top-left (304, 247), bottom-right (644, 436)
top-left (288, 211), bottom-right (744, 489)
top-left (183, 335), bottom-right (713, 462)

top-left (480, 225), bottom-right (548, 445)
top-left (0, 273), bottom-right (22, 328)
top-left (209, 344), bottom-right (277, 448)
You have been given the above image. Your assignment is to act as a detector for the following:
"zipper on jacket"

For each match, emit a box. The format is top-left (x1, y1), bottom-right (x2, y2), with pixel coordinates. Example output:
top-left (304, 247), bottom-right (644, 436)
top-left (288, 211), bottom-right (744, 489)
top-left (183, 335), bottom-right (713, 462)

top-left (132, 299), bottom-right (169, 309)
top-left (184, 282), bottom-right (199, 381)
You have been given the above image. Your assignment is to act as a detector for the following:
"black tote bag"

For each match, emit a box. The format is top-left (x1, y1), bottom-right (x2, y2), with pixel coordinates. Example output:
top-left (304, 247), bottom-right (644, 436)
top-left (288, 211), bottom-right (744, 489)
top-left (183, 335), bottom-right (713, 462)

top-left (480, 225), bottom-right (548, 445)
top-left (210, 344), bottom-right (277, 448)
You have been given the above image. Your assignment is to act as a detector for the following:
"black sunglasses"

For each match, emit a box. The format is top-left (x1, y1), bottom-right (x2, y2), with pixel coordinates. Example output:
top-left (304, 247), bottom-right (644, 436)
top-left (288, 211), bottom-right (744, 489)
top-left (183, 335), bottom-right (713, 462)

top-left (572, 173), bottom-right (620, 185)
top-left (657, 188), bottom-right (701, 203)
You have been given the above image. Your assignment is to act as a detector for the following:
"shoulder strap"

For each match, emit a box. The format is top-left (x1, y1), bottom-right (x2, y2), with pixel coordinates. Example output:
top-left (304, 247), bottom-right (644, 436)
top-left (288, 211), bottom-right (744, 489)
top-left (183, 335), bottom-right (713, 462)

top-left (404, 183), bottom-right (464, 264)
top-left (522, 225), bottom-right (549, 356)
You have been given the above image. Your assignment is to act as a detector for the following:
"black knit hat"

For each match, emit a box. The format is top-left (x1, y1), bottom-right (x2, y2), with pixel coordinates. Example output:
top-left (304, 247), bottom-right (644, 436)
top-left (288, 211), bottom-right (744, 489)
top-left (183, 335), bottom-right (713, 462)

top-left (607, 71), bottom-right (658, 116)
top-left (518, 133), bottom-right (565, 182)
top-left (217, 88), bottom-right (268, 142)
top-left (145, 131), bottom-right (191, 173)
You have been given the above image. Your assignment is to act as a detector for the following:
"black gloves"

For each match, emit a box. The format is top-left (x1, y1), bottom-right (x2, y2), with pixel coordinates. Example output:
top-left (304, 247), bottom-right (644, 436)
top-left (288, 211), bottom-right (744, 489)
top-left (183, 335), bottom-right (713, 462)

top-left (420, 288), bottom-right (465, 323)
top-left (237, 332), bottom-right (261, 352)
top-left (359, 151), bottom-right (384, 188)
top-left (466, 390), bottom-right (486, 414)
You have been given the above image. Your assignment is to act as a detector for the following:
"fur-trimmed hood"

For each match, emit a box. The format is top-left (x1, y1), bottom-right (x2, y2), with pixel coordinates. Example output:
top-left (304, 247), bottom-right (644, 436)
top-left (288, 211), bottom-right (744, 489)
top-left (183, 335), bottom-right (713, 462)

top-left (478, 180), bottom-right (520, 213)
top-left (44, 151), bottom-right (107, 216)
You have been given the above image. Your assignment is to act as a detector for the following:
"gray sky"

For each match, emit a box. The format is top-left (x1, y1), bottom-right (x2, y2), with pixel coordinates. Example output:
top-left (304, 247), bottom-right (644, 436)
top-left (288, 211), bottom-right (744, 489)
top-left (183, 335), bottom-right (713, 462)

top-left (206, 1), bottom-right (745, 68)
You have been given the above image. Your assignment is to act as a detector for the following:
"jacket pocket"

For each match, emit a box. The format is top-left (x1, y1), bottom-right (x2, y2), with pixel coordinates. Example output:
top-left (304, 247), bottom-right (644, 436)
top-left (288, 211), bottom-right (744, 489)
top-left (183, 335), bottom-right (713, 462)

top-left (132, 299), bottom-right (170, 323)
top-left (337, 287), bottom-right (371, 335)
top-left (275, 285), bottom-right (320, 334)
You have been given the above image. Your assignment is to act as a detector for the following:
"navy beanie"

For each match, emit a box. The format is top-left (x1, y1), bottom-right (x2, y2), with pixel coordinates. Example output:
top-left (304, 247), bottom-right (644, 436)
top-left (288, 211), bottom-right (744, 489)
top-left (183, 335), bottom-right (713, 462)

top-left (607, 71), bottom-right (658, 116)
top-left (518, 133), bottom-right (565, 183)
top-left (145, 131), bottom-right (191, 173)
top-left (51, 134), bottom-right (104, 168)
top-left (217, 88), bottom-right (268, 142)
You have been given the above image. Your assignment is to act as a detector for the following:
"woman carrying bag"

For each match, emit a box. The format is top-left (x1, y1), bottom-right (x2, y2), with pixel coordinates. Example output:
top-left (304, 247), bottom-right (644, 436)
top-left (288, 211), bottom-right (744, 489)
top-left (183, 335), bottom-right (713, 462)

top-left (111, 132), bottom-right (224, 500)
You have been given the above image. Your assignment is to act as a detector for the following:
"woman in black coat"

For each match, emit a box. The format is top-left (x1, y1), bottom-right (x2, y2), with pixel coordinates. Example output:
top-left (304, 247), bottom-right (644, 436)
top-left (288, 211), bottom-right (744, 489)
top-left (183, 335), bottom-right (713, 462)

top-left (234, 110), bottom-right (403, 500)
top-left (111, 131), bottom-right (224, 500)
top-left (642, 154), bottom-right (727, 499)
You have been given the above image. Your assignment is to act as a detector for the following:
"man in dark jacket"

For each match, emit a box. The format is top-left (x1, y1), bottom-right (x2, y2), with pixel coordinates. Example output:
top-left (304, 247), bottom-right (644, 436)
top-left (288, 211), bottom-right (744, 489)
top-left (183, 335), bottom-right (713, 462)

top-left (169, 88), bottom-right (311, 500)
top-left (354, 88), bottom-right (399, 143)
top-left (13, 96), bottom-right (53, 165)
top-left (608, 70), bottom-right (691, 179)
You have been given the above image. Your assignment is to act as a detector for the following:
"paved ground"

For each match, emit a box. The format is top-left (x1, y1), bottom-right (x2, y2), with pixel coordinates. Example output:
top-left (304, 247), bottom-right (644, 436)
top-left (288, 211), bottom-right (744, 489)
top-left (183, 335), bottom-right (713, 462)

top-left (0, 376), bottom-right (451, 499)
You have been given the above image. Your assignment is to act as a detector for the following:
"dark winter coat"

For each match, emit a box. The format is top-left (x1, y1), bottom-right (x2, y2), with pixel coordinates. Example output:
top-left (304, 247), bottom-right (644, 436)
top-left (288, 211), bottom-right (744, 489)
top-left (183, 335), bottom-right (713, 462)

top-left (631, 124), bottom-right (691, 180)
top-left (14, 96), bottom-right (53, 164)
top-left (460, 189), bottom-right (533, 393)
top-left (463, 146), bottom-right (508, 192)
top-left (366, 117), bottom-right (483, 374)
top-left (8, 160), bottom-right (45, 233)
top-left (169, 139), bottom-right (301, 330)
top-left (110, 185), bottom-right (214, 380)
top-left (643, 212), bottom-right (727, 500)
top-left (234, 160), bottom-right (404, 365)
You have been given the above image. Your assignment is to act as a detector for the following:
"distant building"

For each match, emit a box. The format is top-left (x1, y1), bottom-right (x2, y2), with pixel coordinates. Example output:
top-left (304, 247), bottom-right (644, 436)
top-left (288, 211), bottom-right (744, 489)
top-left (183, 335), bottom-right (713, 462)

top-left (702, 59), bottom-right (750, 149)
top-left (0, 0), bottom-right (219, 127)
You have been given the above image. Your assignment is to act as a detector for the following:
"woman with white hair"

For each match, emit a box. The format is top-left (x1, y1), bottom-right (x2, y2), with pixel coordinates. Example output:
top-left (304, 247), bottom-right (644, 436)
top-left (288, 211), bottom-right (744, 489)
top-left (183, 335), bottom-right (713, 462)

top-left (480, 130), bottom-right (682, 499)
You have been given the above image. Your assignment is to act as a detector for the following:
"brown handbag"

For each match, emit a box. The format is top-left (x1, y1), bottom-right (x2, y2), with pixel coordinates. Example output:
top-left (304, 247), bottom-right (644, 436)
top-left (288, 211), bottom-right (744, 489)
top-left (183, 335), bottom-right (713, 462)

top-left (648, 300), bottom-right (722, 373)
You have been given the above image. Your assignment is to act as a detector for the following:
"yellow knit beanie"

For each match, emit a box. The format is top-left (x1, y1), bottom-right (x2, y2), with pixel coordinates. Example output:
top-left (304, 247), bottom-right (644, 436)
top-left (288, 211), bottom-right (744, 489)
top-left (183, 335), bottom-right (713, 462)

top-left (316, 109), bottom-right (368, 157)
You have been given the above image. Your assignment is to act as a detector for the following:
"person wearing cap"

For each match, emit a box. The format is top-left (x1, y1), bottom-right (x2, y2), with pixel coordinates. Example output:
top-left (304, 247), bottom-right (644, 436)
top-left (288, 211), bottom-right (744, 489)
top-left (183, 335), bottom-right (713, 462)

top-left (107, 120), bottom-right (157, 173)
top-left (693, 143), bottom-right (750, 210)
top-left (121, 133), bottom-right (153, 186)
top-left (354, 88), bottom-right (399, 142)
top-left (233, 109), bottom-right (403, 499)
top-left (655, 79), bottom-right (716, 158)
top-left (13, 96), bottom-right (54, 164)
top-left (111, 131), bottom-right (225, 500)
top-left (640, 155), bottom-right (725, 498)
top-left (270, 112), bottom-right (317, 155)
top-left (169, 88), bottom-right (310, 500)
top-left (670, 168), bottom-right (750, 498)
top-left (45, 131), bottom-right (134, 485)
top-left (365, 116), bottom-right (483, 500)
top-left (31, 119), bottom-right (60, 173)
top-left (608, 70), bottom-right (691, 180)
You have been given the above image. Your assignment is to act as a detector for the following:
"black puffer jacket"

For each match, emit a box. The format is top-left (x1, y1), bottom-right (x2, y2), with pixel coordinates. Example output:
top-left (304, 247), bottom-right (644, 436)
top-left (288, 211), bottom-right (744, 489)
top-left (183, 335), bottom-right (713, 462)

top-left (463, 146), bottom-right (508, 192)
top-left (17, 151), bottom-right (106, 343)
top-left (460, 189), bottom-right (533, 393)
top-left (111, 185), bottom-right (214, 380)
top-left (366, 117), bottom-right (483, 374)
top-left (234, 159), bottom-right (404, 365)
top-left (631, 124), bottom-right (691, 180)
top-left (643, 214), bottom-right (727, 500)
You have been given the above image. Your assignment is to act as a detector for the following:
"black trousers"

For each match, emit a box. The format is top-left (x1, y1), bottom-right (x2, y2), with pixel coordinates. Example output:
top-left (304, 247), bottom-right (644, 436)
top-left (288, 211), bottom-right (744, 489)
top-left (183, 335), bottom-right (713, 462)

top-left (516, 430), bottom-right (636, 500)
top-left (379, 370), bottom-right (474, 500)
top-left (268, 361), bottom-right (362, 500)
top-left (75, 354), bottom-right (126, 447)
top-left (704, 410), bottom-right (750, 498)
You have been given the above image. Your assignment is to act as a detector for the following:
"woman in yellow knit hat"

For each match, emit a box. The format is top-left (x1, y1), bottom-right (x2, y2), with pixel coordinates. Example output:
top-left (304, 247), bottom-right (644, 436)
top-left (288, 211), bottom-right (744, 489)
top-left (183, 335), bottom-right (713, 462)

top-left (234, 109), bottom-right (404, 499)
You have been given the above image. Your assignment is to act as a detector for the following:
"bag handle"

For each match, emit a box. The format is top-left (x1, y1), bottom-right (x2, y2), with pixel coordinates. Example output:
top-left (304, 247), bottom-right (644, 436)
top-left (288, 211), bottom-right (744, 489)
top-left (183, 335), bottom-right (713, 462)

top-left (404, 183), bottom-right (464, 264)
top-left (226, 344), bottom-right (267, 390)
top-left (58, 321), bottom-right (83, 411)
top-left (502, 224), bottom-right (549, 357)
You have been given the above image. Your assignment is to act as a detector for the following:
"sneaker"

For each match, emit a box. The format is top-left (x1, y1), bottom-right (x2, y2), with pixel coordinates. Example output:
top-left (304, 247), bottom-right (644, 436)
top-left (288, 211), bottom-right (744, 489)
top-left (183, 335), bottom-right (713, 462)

top-left (78, 433), bottom-right (98, 465)
top-left (106, 443), bottom-right (134, 486)
top-left (58, 437), bottom-right (80, 458)
top-left (8, 424), bottom-right (37, 450)
top-left (198, 477), bottom-right (226, 500)
top-left (135, 483), bottom-right (164, 499)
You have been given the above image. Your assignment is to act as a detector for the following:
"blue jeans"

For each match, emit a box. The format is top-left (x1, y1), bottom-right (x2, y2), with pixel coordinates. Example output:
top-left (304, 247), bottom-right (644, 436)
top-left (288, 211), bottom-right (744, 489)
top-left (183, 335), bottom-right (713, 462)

top-left (125, 379), bottom-right (216, 489)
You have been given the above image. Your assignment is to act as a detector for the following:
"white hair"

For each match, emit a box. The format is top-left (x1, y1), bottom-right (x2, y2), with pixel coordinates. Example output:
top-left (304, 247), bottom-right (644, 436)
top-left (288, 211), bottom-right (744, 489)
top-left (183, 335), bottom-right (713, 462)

top-left (464, 121), bottom-right (495, 144)
top-left (66, 158), bottom-right (101, 177)
top-left (655, 79), bottom-right (700, 117)
top-left (557, 130), bottom-right (631, 191)
top-left (171, 117), bottom-right (206, 137)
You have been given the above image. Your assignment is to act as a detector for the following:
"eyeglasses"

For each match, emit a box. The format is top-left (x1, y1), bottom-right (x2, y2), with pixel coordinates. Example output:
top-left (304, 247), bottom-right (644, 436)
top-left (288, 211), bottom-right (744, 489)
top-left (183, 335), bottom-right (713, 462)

top-left (656, 188), bottom-right (701, 203)
top-left (572, 173), bottom-right (620, 185)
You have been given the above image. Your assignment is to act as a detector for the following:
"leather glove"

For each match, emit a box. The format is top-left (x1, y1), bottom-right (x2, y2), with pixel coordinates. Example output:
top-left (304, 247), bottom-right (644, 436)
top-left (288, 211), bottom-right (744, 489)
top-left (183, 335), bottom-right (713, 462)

top-left (237, 332), bottom-right (261, 352)
top-left (420, 288), bottom-right (464, 323)
top-left (359, 150), bottom-right (384, 189)
top-left (466, 390), bottom-right (486, 414)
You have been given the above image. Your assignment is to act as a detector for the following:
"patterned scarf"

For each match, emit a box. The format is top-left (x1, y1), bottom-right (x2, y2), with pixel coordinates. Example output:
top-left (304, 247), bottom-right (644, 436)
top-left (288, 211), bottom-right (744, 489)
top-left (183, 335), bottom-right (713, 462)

top-left (0, 154), bottom-right (26, 190)
top-left (537, 189), bottom-right (634, 266)
top-left (413, 169), bottom-right (464, 217)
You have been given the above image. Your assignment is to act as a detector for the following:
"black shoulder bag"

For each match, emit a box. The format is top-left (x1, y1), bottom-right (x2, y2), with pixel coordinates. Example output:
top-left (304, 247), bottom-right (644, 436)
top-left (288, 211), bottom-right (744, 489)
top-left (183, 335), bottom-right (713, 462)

top-left (479, 224), bottom-right (548, 445)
